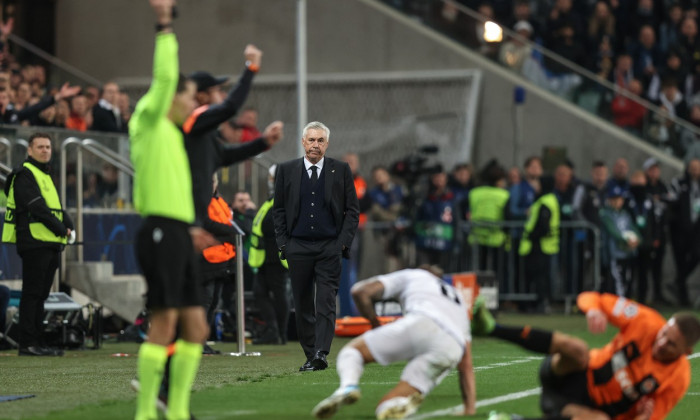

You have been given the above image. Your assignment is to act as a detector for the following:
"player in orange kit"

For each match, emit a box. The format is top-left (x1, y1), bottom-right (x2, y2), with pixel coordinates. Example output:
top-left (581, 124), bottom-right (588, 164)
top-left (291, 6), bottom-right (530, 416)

top-left (474, 292), bottom-right (700, 420)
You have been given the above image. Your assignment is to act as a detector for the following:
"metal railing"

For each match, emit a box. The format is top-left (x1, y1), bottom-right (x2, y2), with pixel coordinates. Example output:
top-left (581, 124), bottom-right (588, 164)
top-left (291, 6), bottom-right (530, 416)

top-left (358, 219), bottom-right (601, 303)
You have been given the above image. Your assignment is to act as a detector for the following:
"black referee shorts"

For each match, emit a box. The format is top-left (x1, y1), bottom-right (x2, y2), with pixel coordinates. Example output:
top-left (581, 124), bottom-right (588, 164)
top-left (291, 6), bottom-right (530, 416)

top-left (136, 216), bottom-right (203, 309)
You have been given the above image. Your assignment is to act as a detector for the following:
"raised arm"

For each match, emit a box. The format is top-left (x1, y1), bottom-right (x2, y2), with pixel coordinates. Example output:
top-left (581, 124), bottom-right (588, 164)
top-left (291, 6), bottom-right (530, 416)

top-left (186, 45), bottom-right (261, 135)
top-left (219, 121), bottom-right (283, 166)
top-left (132, 0), bottom-right (179, 122)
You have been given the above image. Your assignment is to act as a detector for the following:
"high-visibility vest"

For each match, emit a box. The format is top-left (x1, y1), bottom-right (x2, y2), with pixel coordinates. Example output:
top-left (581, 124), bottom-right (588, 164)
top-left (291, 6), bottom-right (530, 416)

top-left (468, 186), bottom-right (509, 247)
top-left (519, 193), bottom-right (560, 256)
top-left (202, 196), bottom-right (236, 263)
top-left (354, 175), bottom-right (367, 228)
top-left (249, 198), bottom-right (288, 269)
top-left (2, 161), bottom-right (66, 244)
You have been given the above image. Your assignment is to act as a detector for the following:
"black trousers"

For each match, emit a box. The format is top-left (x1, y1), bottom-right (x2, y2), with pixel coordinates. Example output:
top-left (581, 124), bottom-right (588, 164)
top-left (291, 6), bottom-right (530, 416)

top-left (253, 262), bottom-right (289, 340)
top-left (286, 237), bottom-right (341, 359)
top-left (19, 247), bottom-right (60, 348)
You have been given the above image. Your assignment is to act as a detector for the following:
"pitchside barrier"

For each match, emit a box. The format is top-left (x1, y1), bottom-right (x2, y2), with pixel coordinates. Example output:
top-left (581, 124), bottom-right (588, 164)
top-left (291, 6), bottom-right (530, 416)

top-left (334, 270), bottom-right (495, 337)
top-left (356, 220), bottom-right (601, 309)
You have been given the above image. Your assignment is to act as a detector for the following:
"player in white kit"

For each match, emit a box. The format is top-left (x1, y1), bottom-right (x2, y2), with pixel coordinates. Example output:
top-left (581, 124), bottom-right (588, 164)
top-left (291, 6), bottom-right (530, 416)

top-left (312, 265), bottom-right (476, 419)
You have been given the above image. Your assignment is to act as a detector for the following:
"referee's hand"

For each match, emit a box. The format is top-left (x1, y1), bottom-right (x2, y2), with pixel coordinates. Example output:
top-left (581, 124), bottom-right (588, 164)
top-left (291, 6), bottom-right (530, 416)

top-left (189, 227), bottom-right (219, 252)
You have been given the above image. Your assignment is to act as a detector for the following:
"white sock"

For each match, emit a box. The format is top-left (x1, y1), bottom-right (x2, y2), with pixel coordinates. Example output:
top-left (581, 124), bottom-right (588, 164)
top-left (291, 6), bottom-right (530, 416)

top-left (337, 346), bottom-right (364, 389)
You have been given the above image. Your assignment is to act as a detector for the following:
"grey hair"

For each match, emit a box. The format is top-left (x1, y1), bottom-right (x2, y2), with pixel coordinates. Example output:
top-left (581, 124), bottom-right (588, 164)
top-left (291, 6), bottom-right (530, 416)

top-left (302, 121), bottom-right (330, 141)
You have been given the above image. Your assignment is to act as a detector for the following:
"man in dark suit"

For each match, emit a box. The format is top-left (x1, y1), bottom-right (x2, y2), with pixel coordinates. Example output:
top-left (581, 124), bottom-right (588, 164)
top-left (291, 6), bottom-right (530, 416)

top-left (273, 121), bottom-right (359, 372)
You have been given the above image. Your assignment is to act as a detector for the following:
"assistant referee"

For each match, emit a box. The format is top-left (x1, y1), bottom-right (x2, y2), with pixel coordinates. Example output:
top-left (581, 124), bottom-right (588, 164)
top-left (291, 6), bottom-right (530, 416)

top-left (129, 1), bottom-right (216, 419)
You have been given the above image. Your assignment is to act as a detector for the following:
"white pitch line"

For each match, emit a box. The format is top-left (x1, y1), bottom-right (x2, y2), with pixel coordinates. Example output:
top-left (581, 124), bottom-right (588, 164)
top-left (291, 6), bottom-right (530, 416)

top-left (474, 357), bottom-right (542, 371)
top-left (413, 352), bottom-right (700, 419)
top-left (411, 388), bottom-right (542, 420)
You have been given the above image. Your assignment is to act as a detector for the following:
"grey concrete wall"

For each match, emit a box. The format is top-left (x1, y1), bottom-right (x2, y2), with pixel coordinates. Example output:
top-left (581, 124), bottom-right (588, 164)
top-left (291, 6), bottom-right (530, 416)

top-left (55, 0), bottom-right (682, 178)
top-left (55, 0), bottom-right (467, 79)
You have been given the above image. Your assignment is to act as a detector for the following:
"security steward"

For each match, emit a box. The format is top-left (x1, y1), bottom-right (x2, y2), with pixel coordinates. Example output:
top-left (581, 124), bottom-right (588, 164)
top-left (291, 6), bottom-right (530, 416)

top-left (519, 185), bottom-right (560, 313)
top-left (467, 163), bottom-right (509, 272)
top-left (2, 132), bottom-right (73, 356)
top-left (249, 164), bottom-right (289, 344)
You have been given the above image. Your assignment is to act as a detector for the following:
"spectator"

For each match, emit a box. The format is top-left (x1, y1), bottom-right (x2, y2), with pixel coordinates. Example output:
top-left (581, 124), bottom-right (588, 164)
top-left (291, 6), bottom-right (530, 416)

top-left (415, 170), bottom-right (456, 268)
top-left (610, 78), bottom-right (647, 134)
top-left (590, 35), bottom-right (615, 80)
top-left (628, 0), bottom-right (659, 42)
top-left (605, 157), bottom-right (630, 193)
top-left (505, 0), bottom-right (541, 41)
top-left (84, 85), bottom-right (100, 109)
top-left (651, 76), bottom-right (689, 155)
top-left (575, 160), bottom-right (609, 289)
top-left (447, 162), bottom-right (473, 204)
top-left (14, 81), bottom-right (32, 111)
top-left (508, 156), bottom-right (542, 221)
top-left (625, 170), bottom-right (659, 303)
top-left (678, 17), bottom-right (700, 75)
top-left (366, 165), bottom-right (404, 274)
top-left (659, 3), bottom-right (684, 53)
top-left (578, 160), bottom-right (608, 227)
top-left (53, 99), bottom-right (70, 128)
top-left (236, 107), bottom-right (261, 143)
top-left (65, 94), bottom-right (90, 132)
top-left (117, 92), bottom-right (132, 124)
top-left (231, 190), bottom-right (256, 289)
top-left (498, 20), bottom-right (534, 72)
top-left (630, 25), bottom-right (663, 87)
top-left (0, 82), bottom-right (79, 125)
top-left (545, 0), bottom-right (584, 43)
top-left (459, 3), bottom-right (500, 60)
top-left (339, 153), bottom-right (369, 317)
top-left (599, 185), bottom-right (640, 296)
top-left (97, 163), bottom-right (119, 207)
top-left (643, 157), bottom-right (671, 304)
top-left (218, 118), bottom-right (243, 144)
top-left (647, 47), bottom-right (691, 102)
top-left (91, 81), bottom-right (126, 133)
top-left (507, 166), bottom-right (521, 187)
top-left (586, 1), bottom-right (616, 53)
top-left (680, 103), bottom-right (700, 156)
top-left (667, 158), bottom-right (700, 306)
top-left (609, 52), bottom-right (634, 91)
top-left (544, 21), bottom-right (585, 76)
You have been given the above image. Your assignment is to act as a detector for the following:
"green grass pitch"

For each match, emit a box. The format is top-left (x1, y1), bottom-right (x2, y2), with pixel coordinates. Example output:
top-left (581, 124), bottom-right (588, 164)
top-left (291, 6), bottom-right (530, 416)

top-left (1, 313), bottom-right (698, 419)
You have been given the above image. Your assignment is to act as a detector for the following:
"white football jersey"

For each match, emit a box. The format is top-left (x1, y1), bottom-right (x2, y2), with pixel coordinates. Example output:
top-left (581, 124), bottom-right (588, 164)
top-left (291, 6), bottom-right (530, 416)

top-left (376, 268), bottom-right (470, 345)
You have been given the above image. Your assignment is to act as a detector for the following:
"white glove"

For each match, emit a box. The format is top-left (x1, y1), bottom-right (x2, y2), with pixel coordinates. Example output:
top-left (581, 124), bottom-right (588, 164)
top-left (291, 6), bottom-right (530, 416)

top-left (68, 230), bottom-right (76, 245)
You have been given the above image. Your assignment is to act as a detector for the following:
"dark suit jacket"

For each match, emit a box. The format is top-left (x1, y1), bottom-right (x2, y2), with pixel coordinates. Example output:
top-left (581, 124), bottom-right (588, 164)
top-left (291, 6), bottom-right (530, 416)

top-left (273, 157), bottom-right (359, 251)
top-left (91, 103), bottom-right (126, 133)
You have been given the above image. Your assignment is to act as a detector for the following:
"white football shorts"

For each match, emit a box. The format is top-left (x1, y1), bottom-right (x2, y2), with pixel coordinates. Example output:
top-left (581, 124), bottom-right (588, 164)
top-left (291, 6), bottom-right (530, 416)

top-left (363, 314), bottom-right (464, 394)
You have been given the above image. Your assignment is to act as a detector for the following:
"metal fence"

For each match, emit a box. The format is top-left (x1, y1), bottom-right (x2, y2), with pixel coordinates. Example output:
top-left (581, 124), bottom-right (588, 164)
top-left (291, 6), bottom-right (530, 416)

top-left (357, 219), bottom-right (601, 304)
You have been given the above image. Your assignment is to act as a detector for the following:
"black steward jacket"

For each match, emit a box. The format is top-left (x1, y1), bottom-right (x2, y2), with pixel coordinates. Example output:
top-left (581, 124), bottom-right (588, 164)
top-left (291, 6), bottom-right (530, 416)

top-left (182, 67), bottom-right (268, 236)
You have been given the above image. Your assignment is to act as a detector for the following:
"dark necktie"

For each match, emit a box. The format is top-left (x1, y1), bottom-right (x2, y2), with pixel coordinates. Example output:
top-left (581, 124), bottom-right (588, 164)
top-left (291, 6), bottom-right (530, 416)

top-left (310, 165), bottom-right (318, 186)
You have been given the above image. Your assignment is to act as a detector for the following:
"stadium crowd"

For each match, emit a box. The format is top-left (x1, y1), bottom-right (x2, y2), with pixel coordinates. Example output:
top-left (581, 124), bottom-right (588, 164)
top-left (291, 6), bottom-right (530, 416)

top-left (385, 0), bottom-right (700, 159)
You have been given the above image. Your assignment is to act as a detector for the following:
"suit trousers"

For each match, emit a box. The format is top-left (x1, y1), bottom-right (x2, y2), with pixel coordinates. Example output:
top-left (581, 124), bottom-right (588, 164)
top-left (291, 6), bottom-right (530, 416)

top-left (286, 237), bottom-right (341, 359)
top-left (19, 247), bottom-right (60, 348)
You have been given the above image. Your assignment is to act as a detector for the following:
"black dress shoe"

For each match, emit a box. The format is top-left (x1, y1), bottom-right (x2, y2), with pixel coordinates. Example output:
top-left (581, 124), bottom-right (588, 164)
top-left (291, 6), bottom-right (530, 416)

top-left (299, 359), bottom-right (314, 372)
top-left (18, 346), bottom-right (59, 356)
top-left (310, 351), bottom-right (328, 371)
